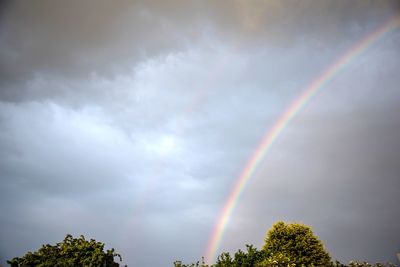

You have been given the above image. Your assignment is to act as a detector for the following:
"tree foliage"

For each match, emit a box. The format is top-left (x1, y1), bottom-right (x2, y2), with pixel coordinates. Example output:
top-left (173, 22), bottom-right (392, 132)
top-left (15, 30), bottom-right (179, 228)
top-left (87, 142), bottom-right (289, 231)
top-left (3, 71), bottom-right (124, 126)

top-left (173, 257), bottom-right (209, 267)
top-left (174, 221), bottom-right (398, 267)
top-left (339, 261), bottom-right (397, 267)
top-left (215, 245), bottom-right (266, 267)
top-left (263, 221), bottom-right (332, 266)
top-left (8, 234), bottom-right (123, 267)
top-left (175, 221), bottom-right (398, 267)
top-left (256, 252), bottom-right (296, 267)
top-left (174, 245), bottom-right (265, 267)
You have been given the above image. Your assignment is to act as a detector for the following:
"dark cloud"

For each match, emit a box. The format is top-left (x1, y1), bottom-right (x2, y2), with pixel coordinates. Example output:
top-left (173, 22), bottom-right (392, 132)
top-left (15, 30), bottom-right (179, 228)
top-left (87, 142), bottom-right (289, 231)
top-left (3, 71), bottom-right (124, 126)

top-left (0, 0), bottom-right (398, 95)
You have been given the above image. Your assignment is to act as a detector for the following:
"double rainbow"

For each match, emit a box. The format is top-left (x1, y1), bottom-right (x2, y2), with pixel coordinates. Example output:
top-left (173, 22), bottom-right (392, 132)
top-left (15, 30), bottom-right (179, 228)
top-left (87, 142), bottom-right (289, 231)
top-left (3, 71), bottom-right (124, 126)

top-left (205, 15), bottom-right (400, 262)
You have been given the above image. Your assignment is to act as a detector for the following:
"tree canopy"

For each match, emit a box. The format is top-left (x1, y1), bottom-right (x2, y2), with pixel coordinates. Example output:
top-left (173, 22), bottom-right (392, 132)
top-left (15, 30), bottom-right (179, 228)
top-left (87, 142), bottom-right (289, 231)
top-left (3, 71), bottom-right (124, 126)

top-left (6, 223), bottom-right (397, 266)
top-left (174, 221), bottom-right (397, 267)
top-left (262, 221), bottom-right (331, 266)
top-left (7, 234), bottom-right (123, 267)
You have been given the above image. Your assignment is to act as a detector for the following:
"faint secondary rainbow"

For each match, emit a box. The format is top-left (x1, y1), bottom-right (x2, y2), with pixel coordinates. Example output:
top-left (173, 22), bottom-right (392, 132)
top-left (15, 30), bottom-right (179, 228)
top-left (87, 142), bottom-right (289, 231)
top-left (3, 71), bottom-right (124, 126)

top-left (205, 14), bottom-right (400, 262)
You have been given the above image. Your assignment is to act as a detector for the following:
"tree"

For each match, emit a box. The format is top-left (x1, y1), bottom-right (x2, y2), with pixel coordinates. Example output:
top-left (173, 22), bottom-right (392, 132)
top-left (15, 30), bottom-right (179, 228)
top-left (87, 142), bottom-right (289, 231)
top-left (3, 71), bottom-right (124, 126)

top-left (233, 244), bottom-right (266, 267)
top-left (8, 234), bottom-right (123, 267)
top-left (262, 221), bottom-right (332, 266)
top-left (173, 257), bottom-right (209, 267)
top-left (334, 261), bottom-right (397, 267)
top-left (256, 252), bottom-right (296, 267)
top-left (173, 221), bottom-right (395, 267)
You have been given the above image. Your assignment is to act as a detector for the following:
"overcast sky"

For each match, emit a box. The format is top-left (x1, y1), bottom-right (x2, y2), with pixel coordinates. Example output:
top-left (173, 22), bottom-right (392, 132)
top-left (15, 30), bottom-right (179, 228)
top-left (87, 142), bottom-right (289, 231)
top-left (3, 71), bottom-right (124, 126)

top-left (1, 1), bottom-right (400, 266)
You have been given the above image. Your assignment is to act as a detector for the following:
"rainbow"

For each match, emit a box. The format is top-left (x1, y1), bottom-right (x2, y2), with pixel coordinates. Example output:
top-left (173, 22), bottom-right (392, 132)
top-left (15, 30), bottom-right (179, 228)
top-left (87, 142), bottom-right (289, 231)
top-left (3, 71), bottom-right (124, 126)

top-left (205, 14), bottom-right (400, 262)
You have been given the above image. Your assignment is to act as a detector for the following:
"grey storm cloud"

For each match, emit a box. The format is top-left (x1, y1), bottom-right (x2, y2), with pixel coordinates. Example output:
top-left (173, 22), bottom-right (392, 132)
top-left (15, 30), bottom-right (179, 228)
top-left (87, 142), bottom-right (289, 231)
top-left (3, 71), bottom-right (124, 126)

top-left (0, 0), bottom-right (398, 84)
top-left (1, 1), bottom-right (400, 267)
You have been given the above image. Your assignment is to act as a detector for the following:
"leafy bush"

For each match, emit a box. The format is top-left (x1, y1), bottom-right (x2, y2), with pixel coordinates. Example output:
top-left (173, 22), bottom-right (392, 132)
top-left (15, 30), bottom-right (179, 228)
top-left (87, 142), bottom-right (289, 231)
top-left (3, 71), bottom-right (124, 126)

top-left (256, 252), bottom-right (296, 267)
top-left (214, 245), bottom-right (266, 267)
top-left (174, 257), bottom-right (209, 267)
top-left (174, 221), bottom-right (396, 267)
top-left (8, 234), bottom-right (123, 267)
top-left (343, 261), bottom-right (396, 267)
top-left (174, 245), bottom-right (265, 267)
top-left (263, 221), bottom-right (331, 266)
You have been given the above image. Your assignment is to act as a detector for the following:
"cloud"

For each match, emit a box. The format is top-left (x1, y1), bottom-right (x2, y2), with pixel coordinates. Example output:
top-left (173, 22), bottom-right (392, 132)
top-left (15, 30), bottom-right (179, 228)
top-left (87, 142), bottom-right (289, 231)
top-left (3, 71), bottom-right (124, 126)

top-left (0, 1), bottom-right (400, 266)
top-left (1, 1), bottom-right (398, 87)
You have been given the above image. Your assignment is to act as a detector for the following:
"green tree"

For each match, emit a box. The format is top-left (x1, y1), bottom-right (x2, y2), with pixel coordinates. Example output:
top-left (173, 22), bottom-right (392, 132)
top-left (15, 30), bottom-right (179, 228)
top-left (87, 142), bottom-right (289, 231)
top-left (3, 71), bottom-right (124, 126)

top-left (8, 234), bottom-right (123, 267)
top-left (256, 252), bottom-right (296, 267)
top-left (337, 261), bottom-right (396, 267)
top-left (174, 257), bottom-right (209, 267)
top-left (229, 245), bottom-right (265, 267)
top-left (173, 221), bottom-right (395, 267)
top-left (262, 221), bottom-right (331, 267)
top-left (214, 252), bottom-right (234, 267)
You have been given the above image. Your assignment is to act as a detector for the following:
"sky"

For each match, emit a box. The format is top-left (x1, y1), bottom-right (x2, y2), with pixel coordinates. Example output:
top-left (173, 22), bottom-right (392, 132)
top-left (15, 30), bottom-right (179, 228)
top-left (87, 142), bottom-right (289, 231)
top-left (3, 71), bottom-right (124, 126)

top-left (1, 1), bottom-right (400, 266)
